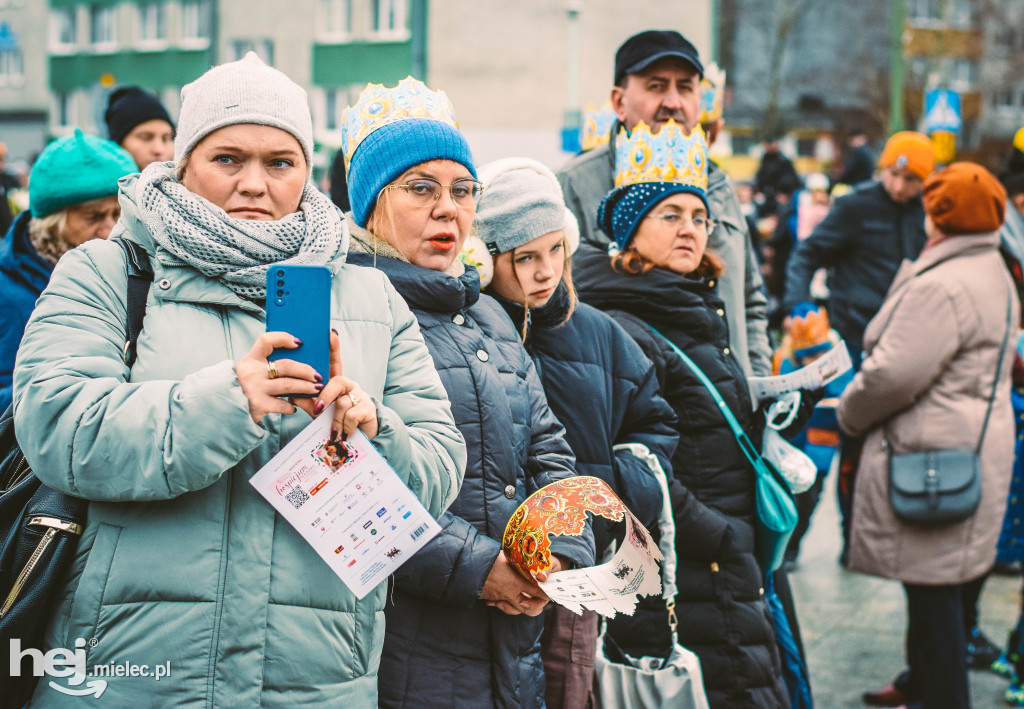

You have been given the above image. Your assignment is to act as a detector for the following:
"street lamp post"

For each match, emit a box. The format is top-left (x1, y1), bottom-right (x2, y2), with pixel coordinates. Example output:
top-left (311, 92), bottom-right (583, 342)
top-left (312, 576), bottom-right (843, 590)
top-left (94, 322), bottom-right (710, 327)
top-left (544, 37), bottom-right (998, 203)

top-left (562, 0), bottom-right (583, 153)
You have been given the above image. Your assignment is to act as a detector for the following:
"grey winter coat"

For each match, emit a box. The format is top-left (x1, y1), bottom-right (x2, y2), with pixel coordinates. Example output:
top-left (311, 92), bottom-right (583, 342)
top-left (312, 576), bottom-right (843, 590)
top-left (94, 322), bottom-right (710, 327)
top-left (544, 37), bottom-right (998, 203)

top-left (556, 124), bottom-right (772, 376)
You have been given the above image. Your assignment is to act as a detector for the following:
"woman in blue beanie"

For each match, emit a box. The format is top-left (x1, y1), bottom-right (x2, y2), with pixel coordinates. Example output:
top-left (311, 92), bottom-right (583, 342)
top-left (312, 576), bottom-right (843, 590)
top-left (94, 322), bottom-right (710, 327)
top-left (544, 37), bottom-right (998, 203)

top-left (470, 156), bottom-right (678, 709)
top-left (572, 119), bottom-right (812, 709)
top-left (13, 55), bottom-right (464, 708)
top-left (341, 78), bottom-right (595, 709)
top-left (0, 129), bottom-right (137, 412)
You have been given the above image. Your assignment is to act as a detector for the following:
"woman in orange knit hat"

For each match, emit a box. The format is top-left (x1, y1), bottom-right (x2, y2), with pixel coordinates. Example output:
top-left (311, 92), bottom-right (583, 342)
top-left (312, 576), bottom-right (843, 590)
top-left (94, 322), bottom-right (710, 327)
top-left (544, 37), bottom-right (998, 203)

top-left (838, 162), bottom-right (1016, 709)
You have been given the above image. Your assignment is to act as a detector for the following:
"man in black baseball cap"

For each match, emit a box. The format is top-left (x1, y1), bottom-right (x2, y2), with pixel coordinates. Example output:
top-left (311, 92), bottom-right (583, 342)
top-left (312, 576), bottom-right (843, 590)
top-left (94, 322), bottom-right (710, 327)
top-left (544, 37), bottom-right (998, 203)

top-left (558, 28), bottom-right (772, 374)
top-left (613, 29), bottom-right (704, 86)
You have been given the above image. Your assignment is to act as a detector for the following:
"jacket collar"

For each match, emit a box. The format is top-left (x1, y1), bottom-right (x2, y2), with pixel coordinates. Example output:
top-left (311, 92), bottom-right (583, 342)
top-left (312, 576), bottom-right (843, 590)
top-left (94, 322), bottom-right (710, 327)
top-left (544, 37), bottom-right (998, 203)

top-left (0, 211), bottom-right (53, 294)
top-left (890, 231), bottom-right (1002, 292)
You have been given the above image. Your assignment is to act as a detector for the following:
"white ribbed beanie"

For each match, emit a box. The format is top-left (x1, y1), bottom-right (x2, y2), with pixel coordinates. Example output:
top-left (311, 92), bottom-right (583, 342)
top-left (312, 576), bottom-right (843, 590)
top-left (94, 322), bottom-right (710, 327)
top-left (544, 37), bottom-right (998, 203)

top-left (175, 52), bottom-right (314, 173)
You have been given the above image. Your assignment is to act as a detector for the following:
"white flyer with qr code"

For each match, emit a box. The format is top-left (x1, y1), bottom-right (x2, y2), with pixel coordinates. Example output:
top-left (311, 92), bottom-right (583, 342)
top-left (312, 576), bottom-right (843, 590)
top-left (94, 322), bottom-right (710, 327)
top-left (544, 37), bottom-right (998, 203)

top-left (249, 404), bottom-right (440, 599)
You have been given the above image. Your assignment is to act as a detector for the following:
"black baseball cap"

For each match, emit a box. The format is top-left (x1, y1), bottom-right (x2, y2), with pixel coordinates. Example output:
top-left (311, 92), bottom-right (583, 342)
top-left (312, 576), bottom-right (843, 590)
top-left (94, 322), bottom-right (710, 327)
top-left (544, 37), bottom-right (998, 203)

top-left (614, 30), bottom-right (704, 85)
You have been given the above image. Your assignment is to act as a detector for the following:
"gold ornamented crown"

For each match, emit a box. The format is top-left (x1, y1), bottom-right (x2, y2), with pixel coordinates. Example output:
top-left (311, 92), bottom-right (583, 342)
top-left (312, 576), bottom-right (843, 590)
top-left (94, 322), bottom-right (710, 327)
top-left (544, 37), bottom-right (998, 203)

top-left (581, 101), bottom-right (617, 152)
top-left (699, 62), bottom-right (727, 125)
top-left (613, 119), bottom-right (708, 191)
top-left (341, 77), bottom-right (459, 164)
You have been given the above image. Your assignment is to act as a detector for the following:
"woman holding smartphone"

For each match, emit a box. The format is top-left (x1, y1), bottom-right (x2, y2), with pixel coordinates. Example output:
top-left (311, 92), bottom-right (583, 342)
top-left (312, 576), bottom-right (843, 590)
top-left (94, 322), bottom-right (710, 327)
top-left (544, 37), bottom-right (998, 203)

top-left (470, 157), bottom-right (678, 709)
top-left (13, 54), bottom-right (465, 708)
top-left (340, 79), bottom-right (595, 709)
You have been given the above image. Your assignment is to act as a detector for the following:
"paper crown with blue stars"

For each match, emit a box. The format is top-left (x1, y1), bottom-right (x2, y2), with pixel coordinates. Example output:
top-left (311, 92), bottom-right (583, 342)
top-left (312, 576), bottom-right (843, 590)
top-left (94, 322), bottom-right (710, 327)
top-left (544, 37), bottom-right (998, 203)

top-left (341, 76), bottom-right (476, 227)
top-left (699, 62), bottom-right (726, 125)
top-left (581, 101), bottom-right (617, 152)
top-left (599, 119), bottom-right (710, 249)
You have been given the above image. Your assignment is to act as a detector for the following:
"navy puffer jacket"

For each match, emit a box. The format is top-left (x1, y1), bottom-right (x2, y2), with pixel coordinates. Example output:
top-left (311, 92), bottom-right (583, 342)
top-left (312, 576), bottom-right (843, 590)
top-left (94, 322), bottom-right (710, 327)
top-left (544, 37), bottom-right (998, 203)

top-left (349, 251), bottom-right (595, 709)
top-left (574, 243), bottom-right (788, 709)
top-left (490, 285), bottom-right (677, 554)
top-left (0, 211), bottom-right (53, 411)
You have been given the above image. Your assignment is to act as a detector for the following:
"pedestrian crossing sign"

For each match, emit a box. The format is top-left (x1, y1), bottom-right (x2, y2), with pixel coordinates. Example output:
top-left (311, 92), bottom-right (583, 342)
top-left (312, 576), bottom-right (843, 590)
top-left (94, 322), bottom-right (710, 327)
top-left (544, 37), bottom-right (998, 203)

top-left (923, 90), bottom-right (962, 134)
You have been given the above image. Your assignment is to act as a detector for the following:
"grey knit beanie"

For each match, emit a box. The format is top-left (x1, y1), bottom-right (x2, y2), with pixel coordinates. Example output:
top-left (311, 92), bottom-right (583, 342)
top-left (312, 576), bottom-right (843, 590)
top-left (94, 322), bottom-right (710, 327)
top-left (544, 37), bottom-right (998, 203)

top-left (175, 52), bottom-right (314, 173)
top-left (474, 157), bottom-right (578, 255)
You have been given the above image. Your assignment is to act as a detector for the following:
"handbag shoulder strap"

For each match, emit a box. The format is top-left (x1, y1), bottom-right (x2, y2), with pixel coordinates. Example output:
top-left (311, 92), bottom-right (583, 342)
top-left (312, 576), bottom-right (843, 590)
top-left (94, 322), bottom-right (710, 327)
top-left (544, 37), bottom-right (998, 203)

top-left (645, 325), bottom-right (764, 474)
top-left (975, 282), bottom-right (1015, 455)
top-left (114, 238), bottom-right (153, 367)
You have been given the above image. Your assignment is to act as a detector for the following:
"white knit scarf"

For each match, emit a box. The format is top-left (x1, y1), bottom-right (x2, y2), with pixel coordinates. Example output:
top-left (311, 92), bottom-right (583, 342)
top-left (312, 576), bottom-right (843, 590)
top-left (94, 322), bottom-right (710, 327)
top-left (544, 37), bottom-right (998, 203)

top-left (135, 162), bottom-right (347, 301)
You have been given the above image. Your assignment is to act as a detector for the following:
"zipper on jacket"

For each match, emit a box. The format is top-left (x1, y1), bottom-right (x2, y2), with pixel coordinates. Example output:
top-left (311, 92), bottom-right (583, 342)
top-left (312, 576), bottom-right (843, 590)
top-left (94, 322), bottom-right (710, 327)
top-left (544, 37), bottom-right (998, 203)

top-left (206, 304), bottom-right (236, 708)
top-left (1, 517), bottom-right (83, 618)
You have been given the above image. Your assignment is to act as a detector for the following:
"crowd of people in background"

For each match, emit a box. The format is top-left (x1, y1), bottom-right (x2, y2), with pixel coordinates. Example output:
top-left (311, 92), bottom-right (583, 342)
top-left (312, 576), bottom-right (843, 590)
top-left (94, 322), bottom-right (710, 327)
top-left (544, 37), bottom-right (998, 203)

top-left (3, 25), bottom-right (1024, 709)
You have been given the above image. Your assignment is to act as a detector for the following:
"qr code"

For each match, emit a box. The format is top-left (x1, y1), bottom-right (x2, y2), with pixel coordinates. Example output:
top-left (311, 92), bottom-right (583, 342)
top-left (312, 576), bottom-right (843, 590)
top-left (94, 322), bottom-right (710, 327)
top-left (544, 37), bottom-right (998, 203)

top-left (285, 486), bottom-right (310, 510)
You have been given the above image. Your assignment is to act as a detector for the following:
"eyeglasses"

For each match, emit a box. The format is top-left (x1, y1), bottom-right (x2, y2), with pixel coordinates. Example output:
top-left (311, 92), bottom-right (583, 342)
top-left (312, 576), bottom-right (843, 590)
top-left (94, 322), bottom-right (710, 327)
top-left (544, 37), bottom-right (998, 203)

top-left (645, 211), bottom-right (715, 234)
top-left (382, 178), bottom-right (484, 208)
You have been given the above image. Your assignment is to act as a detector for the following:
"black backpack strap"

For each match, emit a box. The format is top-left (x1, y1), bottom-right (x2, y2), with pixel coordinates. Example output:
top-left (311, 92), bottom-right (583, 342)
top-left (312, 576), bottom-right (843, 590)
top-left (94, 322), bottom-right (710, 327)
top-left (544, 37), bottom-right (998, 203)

top-left (114, 239), bottom-right (154, 366)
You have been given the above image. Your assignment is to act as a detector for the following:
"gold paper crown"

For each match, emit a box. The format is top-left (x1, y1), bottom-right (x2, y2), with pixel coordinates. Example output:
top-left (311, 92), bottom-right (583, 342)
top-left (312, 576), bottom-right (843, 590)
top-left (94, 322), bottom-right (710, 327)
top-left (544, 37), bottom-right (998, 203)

top-left (581, 101), bottom-right (617, 152)
top-left (699, 62), bottom-right (727, 125)
top-left (613, 119), bottom-right (708, 191)
top-left (341, 77), bottom-right (459, 164)
top-left (789, 307), bottom-right (831, 353)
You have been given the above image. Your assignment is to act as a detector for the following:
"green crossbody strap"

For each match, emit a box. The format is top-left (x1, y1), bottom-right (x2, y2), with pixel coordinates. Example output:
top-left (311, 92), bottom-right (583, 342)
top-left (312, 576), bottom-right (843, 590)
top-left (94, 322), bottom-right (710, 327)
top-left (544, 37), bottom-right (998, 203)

top-left (646, 325), bottom-right (765, 475)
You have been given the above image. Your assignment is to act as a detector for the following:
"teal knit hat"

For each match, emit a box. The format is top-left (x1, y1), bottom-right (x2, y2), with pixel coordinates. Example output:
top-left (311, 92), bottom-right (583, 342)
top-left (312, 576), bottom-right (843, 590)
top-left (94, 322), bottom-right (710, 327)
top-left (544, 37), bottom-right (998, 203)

top-left (29, 129), bottom-right (138, 218)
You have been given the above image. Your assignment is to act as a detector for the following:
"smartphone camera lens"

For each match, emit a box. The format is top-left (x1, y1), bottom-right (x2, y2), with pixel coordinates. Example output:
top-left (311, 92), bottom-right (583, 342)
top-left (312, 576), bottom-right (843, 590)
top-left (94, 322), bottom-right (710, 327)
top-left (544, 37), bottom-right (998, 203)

top-left (276, 280), bottom-right (284, 287)
top-left (276, 289), bottom-right (284, 297)
top-left (276, 269), bottom-right (284, 277)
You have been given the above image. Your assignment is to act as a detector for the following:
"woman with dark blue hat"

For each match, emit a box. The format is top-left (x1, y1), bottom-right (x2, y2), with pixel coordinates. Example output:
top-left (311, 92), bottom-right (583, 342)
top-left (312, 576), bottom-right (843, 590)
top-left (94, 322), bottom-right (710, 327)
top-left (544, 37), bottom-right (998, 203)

top-left (573, 118), bottom-right (801, 708)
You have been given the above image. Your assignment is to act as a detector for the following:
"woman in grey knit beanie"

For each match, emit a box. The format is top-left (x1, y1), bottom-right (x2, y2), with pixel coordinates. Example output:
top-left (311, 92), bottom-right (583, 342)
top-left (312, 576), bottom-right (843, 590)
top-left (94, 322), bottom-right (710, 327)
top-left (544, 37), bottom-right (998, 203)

top-left (474, 157), bottom-right (678, 709)
top-left (13, 52), bottom-right (464, 709)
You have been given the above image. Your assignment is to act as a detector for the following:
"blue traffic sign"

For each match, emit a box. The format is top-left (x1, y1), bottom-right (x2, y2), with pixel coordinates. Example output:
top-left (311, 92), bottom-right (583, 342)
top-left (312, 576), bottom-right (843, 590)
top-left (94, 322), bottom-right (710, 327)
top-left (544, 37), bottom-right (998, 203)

top-left (923, 89), bottom-right (962, 134)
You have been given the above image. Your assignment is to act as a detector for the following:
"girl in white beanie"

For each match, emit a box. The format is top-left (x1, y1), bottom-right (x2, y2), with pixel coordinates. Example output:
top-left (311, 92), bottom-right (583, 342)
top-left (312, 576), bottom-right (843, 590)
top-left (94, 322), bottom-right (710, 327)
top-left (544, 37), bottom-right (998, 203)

top-left (13, 53), bottom-right (463, 708)
top-left (472, 157), bottom-right (679, 709)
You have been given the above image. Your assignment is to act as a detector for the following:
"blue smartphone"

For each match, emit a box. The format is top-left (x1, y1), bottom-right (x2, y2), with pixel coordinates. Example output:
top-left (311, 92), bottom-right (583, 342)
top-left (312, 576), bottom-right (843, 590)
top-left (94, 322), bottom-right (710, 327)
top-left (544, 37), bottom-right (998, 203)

top-left (266, 265), bottom-right (331, 394)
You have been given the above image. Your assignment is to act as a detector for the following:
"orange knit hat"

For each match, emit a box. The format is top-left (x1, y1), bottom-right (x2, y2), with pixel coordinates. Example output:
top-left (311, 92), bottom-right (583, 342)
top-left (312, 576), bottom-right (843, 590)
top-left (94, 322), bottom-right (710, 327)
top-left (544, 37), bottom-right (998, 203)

top-left (879, 131), bottom-right (936, 181)
top-left (923, 162), bottom-right (1006, 235)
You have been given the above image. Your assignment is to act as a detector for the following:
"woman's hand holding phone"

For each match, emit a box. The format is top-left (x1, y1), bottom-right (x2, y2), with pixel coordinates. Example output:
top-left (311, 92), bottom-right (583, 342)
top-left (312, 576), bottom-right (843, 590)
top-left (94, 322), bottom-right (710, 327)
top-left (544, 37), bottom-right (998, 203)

top-left (292, 330), bottom-right (379, 441)
top-left (237, 332), bottom-right (325, 424)
top-left (238, 331), bottom-right (377, 440)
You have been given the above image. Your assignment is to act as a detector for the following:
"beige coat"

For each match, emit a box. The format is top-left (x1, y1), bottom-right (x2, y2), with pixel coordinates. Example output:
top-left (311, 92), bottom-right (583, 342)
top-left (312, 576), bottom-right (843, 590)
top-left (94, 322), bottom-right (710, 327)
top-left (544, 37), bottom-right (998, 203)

top-left (837, 231), bottom-right (1018, 585)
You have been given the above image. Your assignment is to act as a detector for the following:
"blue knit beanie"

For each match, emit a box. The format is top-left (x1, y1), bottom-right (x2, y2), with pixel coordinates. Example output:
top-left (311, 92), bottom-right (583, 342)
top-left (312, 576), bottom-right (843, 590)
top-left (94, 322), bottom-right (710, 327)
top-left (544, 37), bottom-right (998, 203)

top-left (29, 129), bottom-right (138, 218)
top-left (347, 118), bottom-right (475, 227)
top-left (598, 182), bottom-right (710, 250)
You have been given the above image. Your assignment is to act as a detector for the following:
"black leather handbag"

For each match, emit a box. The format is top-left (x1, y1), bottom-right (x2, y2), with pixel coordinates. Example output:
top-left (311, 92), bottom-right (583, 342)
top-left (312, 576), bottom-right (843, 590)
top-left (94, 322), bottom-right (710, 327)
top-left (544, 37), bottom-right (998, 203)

top-left (887, 283), bottom-right (1014, 526)
top-left (0, 238), bottom-right (151, 708)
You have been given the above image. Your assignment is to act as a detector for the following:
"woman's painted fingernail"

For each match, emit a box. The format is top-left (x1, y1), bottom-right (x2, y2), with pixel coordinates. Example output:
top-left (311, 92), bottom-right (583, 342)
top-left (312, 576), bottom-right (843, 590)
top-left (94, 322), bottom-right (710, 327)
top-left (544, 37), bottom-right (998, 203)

top-left (314, 373), bottom-right (323, 383)
top-left (331, 328), bottom-right (339, 336)
top-left (330, 427), bottom-right (338, 439)
top-left (313, 401), bottom-right (325, 415)
top-left (314, 383), bottom-right (325, 391)
top-left (294, 337), bottom-right (303, 346)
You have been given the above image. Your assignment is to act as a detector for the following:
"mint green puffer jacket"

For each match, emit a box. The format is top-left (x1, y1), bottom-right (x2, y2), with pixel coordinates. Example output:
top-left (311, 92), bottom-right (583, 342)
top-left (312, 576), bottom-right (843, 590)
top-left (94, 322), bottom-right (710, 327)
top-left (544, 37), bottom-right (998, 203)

top-left (12, 176), bottom-right (465, 708)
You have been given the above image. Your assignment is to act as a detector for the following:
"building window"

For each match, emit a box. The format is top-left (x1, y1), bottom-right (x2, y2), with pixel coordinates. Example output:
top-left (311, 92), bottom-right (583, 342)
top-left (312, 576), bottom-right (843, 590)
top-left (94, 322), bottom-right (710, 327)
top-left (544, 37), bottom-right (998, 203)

top-left (54, 91), bottom-right (73, 129)
top-left (992, 88), bottom-right (1014, 111)
top-left (0, 47), bottom-right (23, 84)
top-left (182, 0), bottom-right (211, 42)
top-left (90, 5), bottom-right (116, 48)
top-left (138, 2), bottom-right (167, 43)
top-left (950, 58), bottom-right (976, 90)
top-left (318, 0), bottom-right (352, 40)
top-left (231, 38), bottom-right (254, 60)
top-left (50, 7), bottom-right (76, 50)
top-left (908, 0), bottom-right (940, 23)
top-left (370, 0), bottom-right (407, 37)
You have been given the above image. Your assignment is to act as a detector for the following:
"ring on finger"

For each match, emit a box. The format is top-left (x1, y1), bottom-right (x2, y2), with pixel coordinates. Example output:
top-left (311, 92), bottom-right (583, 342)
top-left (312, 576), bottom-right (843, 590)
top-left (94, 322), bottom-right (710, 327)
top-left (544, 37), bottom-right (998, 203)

top-left (267, 361), bottom-right (279, 379)
top-left (348, 391), bottom-right (360, 406)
